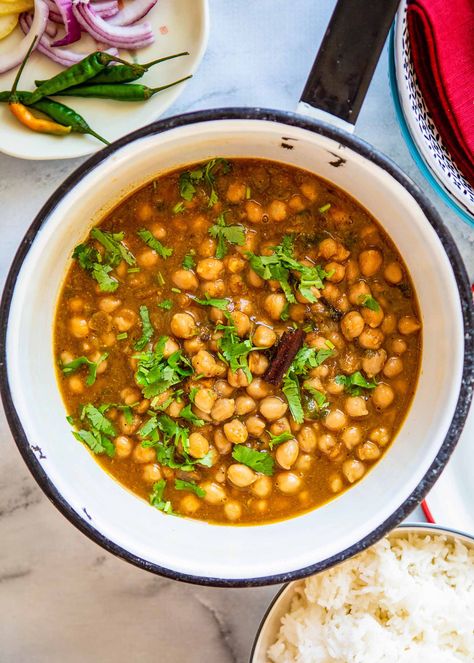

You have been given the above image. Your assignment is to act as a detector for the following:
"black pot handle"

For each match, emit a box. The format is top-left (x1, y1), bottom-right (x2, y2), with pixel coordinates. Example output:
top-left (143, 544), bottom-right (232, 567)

top-left (299, 0), bottom-right (400, 127)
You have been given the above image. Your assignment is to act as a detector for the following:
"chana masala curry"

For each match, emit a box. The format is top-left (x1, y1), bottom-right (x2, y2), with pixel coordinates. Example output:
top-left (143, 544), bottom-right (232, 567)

top-left (54, 158), bottom-right (422, 525)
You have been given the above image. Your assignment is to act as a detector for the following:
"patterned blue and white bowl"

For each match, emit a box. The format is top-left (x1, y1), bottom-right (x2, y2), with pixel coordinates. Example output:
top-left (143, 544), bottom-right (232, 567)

top-left (390, 0), bottom-right (474, 227)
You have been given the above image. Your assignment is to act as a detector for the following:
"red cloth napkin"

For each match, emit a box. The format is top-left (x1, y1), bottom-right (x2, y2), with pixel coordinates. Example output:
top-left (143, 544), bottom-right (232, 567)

top-left (407, 0), bottom-right (474, 187)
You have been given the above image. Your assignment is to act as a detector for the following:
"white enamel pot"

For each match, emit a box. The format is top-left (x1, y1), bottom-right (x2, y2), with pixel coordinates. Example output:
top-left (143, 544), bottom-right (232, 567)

top-left (1, 2), bottom-right (473, 586)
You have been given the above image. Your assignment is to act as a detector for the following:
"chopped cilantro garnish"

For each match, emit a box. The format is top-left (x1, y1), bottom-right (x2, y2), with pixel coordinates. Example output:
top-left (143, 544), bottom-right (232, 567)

top-left (134, 305), bottom-right (154, 351)
top-left (71, 404), bottom-right (116, 457)
top-left (91, 263), bottom-right (118, 292)
top-left (91, 228), bottom-right (136, 267)
top-left (175, 479), bottom-right (206, 497)
top-left (335, 371), bottom-right (377, 396)
top-left (150, 479), bottom-right (174, 514)
top-left (232, 445), bottom-right (274, 475)
top-left (208, 212), bottom-right (246, 259)
top-left (72, 230), bottom-right (135, 292)
top-left (358, 294), bottom-right (381, 312)
top-left (178, 158), bottom-right (231, 207)
top-left (116, 332), bottom-right (128, 340)
top-left (318, 203), bottom-right (331, 213)
top-left (280, 302), bottom-right (290, 321)
top-left (134, 336), bottom-right (193, 398)
top-left (245, 186), bottom-right (251, 199)
top-left (171, 287), bottom-right (181, 294)
top-left (179, 403), bottom-right (205, 427)
top-left (60, 353), bottom-right (108, 386)
top-left (156, 271), bottom-right (165, 286)
top-left (172, 201), bottom-right (186, 214)
top-left (282, 373), bottom-right (304, 424)
top-left (193, 294), bottom-right (230, 310)
top-left (303, 386), bottom-right (330, 418)
top-left (158, 299), bottom-right (173, 311)
top-left (182, 253), bottom-right (196, 270)
top-left (188, 386), bottom-right (199, 403)
top-left (137, 228), bottom-right (173, 258)
top-left (216, 313), bottom-right (258, 382)
top-left (127, 267), bottom-right (140, 273)
top-left (267, 431), bottom-right (294, 449)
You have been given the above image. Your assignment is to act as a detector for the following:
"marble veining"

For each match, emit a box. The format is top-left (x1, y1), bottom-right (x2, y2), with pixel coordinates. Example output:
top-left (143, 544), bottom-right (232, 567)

top-left (0, 1), bottom-right (472, 661)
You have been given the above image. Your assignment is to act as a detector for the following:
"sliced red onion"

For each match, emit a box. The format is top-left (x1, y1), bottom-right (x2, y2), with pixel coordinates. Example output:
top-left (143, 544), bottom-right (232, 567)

top-left (0, 1), bottom-right (48, 74)
top-left (45, 18), bottom-right (58, 35)
top-left (52, 0), bottom-right (81, 46)
top-left (73, 2), bottom-right (154, 48)
top-left (107, 0), bottom-right (157, 26)
top-left (92, 0), bottom-right (119, 19)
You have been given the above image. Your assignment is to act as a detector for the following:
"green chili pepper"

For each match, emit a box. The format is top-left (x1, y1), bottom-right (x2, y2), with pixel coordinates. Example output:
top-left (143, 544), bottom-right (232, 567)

top-left (26, 51), bottom-right (133, 105)
top-left (34, 51), bottom-right (190, 87)
top-left (46, 75), bottom-right (192, 101)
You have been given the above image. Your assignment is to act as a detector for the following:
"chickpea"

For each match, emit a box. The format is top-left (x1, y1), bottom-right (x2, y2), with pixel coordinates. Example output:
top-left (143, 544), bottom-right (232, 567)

top-left (226, 181), bottom-right (246, 203)
top-left (318, 433), bottom-right (337, 455)
top-left (181, 494), bottom-right (201, 515)
top-left (357, 441), bottom-right (381, 461)
top-left (264, 293), bottom-right (286, 320)
top-left (325, 262), bottom-right (345, 283)
top-left (260, 397), bottom-right (288, 421)
top-left (193, 388), bottom-right (216, 414)
top-left (170, 312), bottom-right (196, 339)
top-left (341, 311), bottom-right (365, 340)
top-left (328, 473), bottom-right (344, 493)
top-left (227, 368), bottom-right (250, 388)
top-left (251, 476), bottom-right (272, 498)
top-left (143, 463), bottom-right (162, 483)
top-left (99, 297), bottom-right (121, 313)
top-left (196, 258), bottom-right (224, 281)
top-left (113, 435), bottom-right (132, 458)
top-left (215, 380), bottom-right (234, 397)
top-left (398, 316), bottom-right (421, 335)
top-left (246, 378), bottom-right (272, 400)
top-left (247, 267), bottom-right (264, 288)
top-left (172, 269), bottom-right (199, 291)
top-left (297, 426), bottom-right (317, 453)
top-left (183, 337), bottom-right (205, 356)
top-left (369, 426), bottom-right (390, 446)
top-left (188, 432), bottom-right (209, 459)
top-left (223, 419), bottom-right (248, 445)
top-left (68, 375), bottom-right (84, 394)
top-left (372, 383), bottom-right (395, 409)
top-left (345, 396), bottom-right (369, 418)
top-left (211, 398), bottom-right (235, 422)
top-left (276, 439), bottom-right (299, 469)
top-left (192, 350), bottom-right (218, 377)
top-left (201, 279), bottom-right (226, 298)
top-left (248, 351), bottom-right (269, 376)
top-left (276, 472), bottom-right (301, 494)
top-left (268, 200), bottom-right (287, 222)
top-left (197, 237), bottom-right (216, 258)
top-left (300, 180), bottom-right (319, 202)
top-left (149, 222), bottom-right (166, 240)
top-left (342, 459), bottom-right (366, 483)
top-left (167, 400), bottom-right (184, 418)
top-left (321, 282), bottom-right (340, 304)
top-left (345, 259), bottom-right (359, 282)
top-left (137, 249), bottom-right (158, 269)
top-left (326, 379), bottom-right (345, 395)
top-left (133, 444), bottom-right (155, 464)
top-left (119, 414), bottom-right (141, 435)
top-left (338, 351), bottom-right (361, 374)
top-left (230, 310), bottom-right (250, 337)
top-left (224, 501), bottom-right (242, 521)
top-left (136, 201), bottom-right (153, 222)
top-left (269, 417), bottom-right (291, 436)
top-left (349, 281), bottom-right (371, 306)
top-left (245, 200), bottom-right (264, 224)
top-left (120, 387), bottom-right (141, 405)
top-left (391, 337), bottom-right (407, 354)
top-left (226, 255), bottom-right (246, 274)
top-left (358, 327), bottom-right (384, 350)
top-left (201, 481), bottom-right (226, 505)
top-left (235, 395), bottom-right (256, 416)
top-left (69, 317), bottom-right (89, 338)
top-left (341, 426), bottom-right (362, 450)
top-left (323, 409), bottom-right (347, 431)
top-left (384, 261), bottom-right (403, 284)
top-left (253, 325), bottom-right (277, 348)
top-left (359, 249), bottom-right (382, 277)
top-left (214, 428), bottom-right (231, 455)
top-left (113, 309), bottom-right (137, 332)
top-left (227, 463), bottom-right (256, 488)
top-left (68, 296), bottom-right (84, 313)
top-left (362, 349), bottom-right (387, 377)
top-left (383, 356), bottom-right (403, 378)
top-left (361, 304), bottom-right (384, 328)
top-left (246, 415), bottom-right (266, 437)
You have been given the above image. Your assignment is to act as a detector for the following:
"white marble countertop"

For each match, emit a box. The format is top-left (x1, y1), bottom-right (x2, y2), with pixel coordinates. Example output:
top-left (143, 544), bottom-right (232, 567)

top-left (0, 2), bottom-right (473, 662)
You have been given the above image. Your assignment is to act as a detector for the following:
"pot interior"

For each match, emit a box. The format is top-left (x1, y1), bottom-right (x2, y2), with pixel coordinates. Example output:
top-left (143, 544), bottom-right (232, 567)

top-left (5, 118), bottom-right (464, 582)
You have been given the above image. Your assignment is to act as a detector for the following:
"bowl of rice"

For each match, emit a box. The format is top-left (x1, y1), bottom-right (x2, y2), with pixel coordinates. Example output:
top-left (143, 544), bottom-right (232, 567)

top-left (250, 523), bottom-right (474, 662)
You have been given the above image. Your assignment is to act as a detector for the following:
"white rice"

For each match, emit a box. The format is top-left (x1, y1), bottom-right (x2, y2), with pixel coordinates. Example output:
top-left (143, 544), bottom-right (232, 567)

top-left (267, 533), bottom-right (474, 663)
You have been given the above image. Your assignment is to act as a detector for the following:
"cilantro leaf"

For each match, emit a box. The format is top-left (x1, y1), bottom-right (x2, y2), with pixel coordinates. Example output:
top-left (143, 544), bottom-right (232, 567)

top-left (179, 171), bottom-right (198, 201)
top-left (232, 445), bottom-right (274, 476)
top-left (172, 202), bottom-right (186, 214)
top-left (60, 353), bottom-right (108, 386)
top-left (358, 294), bottom-right (381, 312)
top-left (182, 253), bottom-right (196, 270)
top-left (158, 299), bottom-right (173, 310)
top-left (178, 159), bottom-right (231, 207)
top-left (335, 371), bottom-right (377, 396)
top-left (137, 228), bottom-right (173, 259)
top-left (72, 243), bottom-right (99, 271)
top-left (193, 294), bottom-right (230, 310)
top-left (134, 337), bottom-right (193, 398)
top-left (174, 479), bottom-right (206, 498)
top-left (71, 403), bottom-right (116, 457)
top-left (208, 213), bottom-right (245, 259)
top-left (303, 386), bottom-right (330, 419)
top-left (83, 404), bottom-right (116, 437)
top-left (282, 373), bottom-right (304, 424)
top-left (150, 479), bottom-right (174, 514)
top-left (217, 314), bottom-right (257, 382)
top-left (179, 403), bottom-right (205, 427)
top-left (134, 305), bottom-right (154, 351)
top-left (267, 431), bottom-right (294, 449)
top-left (91, 263), bottom-right (118, 292)
top-left (90, 228), bottom-right (136, 267)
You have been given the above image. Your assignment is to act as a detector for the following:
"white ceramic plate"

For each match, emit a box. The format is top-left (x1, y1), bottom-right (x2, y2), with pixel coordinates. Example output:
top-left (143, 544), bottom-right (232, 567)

top-left (0, 0), bottom-right (209, 160)
top-left (393, 1), bottom-right (474, 220)
top-left (425, 400), bottom-right (474, 532)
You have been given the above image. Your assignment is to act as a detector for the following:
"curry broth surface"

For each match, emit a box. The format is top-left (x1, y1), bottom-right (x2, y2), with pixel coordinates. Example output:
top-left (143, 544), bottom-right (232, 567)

top-left (54, 158), bottom-right (422, 525)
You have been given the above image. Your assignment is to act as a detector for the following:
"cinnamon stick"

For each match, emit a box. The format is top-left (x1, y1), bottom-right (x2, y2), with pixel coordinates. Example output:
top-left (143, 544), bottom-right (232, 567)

top-left (263, 329), bottom-right (305, 386)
